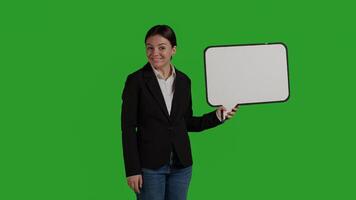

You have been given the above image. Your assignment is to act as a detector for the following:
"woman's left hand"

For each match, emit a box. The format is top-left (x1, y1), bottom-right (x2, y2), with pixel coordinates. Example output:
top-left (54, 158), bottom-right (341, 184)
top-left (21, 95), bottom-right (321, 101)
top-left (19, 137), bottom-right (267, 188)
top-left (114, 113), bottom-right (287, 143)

top-left (217, 105), bottom-right (239, 120)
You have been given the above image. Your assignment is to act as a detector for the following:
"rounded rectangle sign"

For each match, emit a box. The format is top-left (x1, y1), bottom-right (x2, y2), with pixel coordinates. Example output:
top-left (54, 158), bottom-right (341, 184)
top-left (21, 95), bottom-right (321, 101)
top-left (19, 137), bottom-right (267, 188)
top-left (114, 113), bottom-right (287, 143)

top-left (204, 43), bottom-right (290, 110)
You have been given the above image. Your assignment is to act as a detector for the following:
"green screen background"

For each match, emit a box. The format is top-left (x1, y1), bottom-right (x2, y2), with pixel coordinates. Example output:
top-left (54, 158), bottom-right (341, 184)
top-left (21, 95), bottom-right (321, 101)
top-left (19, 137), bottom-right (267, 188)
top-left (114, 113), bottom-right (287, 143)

top-left (1, 0), bottom-right (355, 199)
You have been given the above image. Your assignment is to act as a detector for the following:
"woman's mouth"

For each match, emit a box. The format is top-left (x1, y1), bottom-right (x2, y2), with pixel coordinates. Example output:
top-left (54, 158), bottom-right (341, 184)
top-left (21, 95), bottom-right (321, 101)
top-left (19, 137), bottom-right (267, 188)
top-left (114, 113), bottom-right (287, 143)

top-left (152, 58), bottom-right (162, 62)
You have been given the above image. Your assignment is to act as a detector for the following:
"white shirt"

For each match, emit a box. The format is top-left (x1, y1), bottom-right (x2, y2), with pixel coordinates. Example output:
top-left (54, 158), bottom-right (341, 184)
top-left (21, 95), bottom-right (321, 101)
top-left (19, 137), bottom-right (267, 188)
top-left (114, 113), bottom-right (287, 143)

top-left (151, 64), bottom-right (176, 115)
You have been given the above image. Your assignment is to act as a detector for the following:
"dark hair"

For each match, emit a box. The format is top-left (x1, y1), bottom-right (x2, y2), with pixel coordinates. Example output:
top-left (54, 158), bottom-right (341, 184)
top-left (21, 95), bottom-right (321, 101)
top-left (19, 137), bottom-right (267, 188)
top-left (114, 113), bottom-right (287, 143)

top-left (145, 25), bottom-right (177, 47)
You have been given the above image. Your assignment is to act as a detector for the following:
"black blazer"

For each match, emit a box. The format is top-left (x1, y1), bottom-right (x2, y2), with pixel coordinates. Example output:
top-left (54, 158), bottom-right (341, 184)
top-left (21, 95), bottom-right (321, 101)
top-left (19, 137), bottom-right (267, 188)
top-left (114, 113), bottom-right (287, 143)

top-left (121, 63), bottom-right (222, 177)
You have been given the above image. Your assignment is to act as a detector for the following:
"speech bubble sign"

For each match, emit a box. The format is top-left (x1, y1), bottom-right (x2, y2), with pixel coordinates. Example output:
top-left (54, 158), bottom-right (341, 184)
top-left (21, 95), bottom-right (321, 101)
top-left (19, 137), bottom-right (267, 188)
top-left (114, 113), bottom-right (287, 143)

top-left (204, 43), bottom-right (290, 113)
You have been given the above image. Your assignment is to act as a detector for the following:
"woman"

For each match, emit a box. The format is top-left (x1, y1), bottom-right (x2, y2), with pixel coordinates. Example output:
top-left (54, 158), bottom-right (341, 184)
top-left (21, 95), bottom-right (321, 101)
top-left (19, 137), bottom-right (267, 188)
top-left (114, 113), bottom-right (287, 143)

top-left (121, 25), bottom-right (238, 200)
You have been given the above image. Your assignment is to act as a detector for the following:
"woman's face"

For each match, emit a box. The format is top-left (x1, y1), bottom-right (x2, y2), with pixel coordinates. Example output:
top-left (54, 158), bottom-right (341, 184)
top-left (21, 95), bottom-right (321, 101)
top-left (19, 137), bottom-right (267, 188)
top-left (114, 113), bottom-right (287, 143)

top-left (145, 35), bottom-right (176, 70)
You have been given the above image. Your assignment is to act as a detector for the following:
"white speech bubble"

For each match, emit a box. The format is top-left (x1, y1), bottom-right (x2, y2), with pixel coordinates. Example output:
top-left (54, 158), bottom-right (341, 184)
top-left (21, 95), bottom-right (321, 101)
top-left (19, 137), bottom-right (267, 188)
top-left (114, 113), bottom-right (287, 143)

top-left (204, 43), bottom-right (290, 116)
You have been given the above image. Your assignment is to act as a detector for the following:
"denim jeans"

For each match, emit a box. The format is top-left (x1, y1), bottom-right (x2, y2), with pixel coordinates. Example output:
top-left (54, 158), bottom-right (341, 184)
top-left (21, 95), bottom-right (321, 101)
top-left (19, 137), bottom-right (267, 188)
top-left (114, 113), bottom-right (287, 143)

top-left (136, 164), bottom-right (192, 200)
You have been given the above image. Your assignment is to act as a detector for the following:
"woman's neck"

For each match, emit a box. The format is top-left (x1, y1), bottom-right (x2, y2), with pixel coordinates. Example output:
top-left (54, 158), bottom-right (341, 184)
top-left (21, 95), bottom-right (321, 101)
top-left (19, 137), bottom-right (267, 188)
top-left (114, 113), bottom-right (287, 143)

top-left (157, 64), bottom-right (172, 80)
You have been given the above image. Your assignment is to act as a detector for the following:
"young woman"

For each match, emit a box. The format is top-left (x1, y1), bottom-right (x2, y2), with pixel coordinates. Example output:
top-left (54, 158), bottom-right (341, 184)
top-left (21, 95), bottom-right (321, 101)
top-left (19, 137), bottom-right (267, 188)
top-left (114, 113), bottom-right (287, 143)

top-left (121, 25), bottom-right (238, 200)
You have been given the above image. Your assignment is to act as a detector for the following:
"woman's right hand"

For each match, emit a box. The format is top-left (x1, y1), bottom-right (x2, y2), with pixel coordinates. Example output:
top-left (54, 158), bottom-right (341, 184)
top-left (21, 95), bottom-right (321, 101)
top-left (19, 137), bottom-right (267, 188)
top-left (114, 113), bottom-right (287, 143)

top-left (127, 174), bottom-right (143, 193)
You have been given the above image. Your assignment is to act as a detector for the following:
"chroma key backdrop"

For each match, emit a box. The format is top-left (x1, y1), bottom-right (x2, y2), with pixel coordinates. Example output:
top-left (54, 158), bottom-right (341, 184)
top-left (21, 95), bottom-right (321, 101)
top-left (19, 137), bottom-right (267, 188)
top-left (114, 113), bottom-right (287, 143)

top-left (1, 0), bottom-right (355, 199)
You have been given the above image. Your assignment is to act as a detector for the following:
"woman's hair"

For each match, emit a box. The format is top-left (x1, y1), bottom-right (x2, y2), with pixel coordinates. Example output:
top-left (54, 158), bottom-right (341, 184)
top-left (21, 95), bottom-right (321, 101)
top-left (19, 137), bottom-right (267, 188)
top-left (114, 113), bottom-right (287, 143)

top-left (145, 25), bottom-right (177, 47)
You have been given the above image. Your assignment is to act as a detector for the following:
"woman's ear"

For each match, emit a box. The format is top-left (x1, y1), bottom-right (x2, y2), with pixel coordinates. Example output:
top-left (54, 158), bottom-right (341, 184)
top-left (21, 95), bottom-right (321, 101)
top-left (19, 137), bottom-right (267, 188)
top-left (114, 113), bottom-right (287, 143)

top-left (172, 46), bottom-right (177, 56)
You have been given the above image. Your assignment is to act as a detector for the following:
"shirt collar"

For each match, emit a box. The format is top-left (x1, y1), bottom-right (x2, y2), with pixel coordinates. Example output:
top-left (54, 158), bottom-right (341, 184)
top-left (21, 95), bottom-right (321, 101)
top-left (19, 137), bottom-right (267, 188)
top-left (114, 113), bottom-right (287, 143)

top-left (151, 64), bottom-right (176, 80)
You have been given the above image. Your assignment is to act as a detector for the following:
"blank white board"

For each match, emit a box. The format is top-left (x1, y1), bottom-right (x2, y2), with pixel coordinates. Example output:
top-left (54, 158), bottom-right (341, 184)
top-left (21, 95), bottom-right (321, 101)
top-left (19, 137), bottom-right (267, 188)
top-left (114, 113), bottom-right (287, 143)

top-left (204, 43), bottom-right (289, 111)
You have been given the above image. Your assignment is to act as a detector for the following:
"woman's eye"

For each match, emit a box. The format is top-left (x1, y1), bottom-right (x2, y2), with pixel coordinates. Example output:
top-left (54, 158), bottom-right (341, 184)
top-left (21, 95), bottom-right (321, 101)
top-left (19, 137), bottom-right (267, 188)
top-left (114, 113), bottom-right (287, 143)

top-left (159, 47), bottom-right (166, 50)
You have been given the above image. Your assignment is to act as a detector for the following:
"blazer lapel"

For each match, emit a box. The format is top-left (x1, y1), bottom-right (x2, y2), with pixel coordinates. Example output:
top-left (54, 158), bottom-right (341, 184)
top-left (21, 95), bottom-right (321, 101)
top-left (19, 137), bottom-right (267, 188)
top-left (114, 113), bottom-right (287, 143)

top-left (143, 63), bottom-right (170, 119)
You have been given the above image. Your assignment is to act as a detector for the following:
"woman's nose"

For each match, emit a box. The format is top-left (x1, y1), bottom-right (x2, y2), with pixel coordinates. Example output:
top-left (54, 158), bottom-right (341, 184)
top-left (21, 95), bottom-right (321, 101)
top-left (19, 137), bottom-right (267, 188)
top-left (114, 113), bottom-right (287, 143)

top-left (152, 48), bottom-right (160, 56)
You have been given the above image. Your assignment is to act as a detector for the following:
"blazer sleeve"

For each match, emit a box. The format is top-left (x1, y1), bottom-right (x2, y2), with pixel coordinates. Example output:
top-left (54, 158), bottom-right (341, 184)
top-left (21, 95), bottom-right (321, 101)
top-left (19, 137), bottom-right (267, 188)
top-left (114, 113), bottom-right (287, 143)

top-left (184, 79), bottom-right (223, 132)
top-left (121, 74), bottom-right (141, 177)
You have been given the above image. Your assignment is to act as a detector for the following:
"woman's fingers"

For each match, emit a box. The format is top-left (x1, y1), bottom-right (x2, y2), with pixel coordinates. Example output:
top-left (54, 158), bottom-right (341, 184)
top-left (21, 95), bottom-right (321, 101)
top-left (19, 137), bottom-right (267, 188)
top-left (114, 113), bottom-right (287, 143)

top-left (226, 108), bottom-right (237, 119)
top-left (129, 182), bottom-right (135, 191)
top-left (139, 175), bottom-right (143, 189)
top-left (220, 104), bottom-right (239, 119)
top-left (134, 180), bottom-right (140, 193)
top-left (230, 105), bottom-right (239, 114)
top-left (232, 105), bottom-right (239, 112)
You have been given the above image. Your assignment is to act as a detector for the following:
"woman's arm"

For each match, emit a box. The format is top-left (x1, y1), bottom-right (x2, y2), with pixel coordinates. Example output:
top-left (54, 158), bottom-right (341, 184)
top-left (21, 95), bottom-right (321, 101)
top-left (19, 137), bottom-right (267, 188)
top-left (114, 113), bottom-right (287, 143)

top-left (121, 74), bottom-right (141, 177)
top-left (184, 80), bottom-right (238, 132)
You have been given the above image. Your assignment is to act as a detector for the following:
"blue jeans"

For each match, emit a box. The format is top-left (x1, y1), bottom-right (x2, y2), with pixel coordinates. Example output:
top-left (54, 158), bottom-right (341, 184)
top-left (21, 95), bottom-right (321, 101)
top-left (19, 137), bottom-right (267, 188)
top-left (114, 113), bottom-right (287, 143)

top-left (136, 164), bottom-right (192, 200)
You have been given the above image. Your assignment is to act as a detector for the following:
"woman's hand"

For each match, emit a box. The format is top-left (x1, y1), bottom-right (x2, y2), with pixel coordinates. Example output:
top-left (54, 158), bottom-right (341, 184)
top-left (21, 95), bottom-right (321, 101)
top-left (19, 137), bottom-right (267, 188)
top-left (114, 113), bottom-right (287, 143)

top-left (127, 174), bottom-right (143, 194)
top-left (217, 105), bottom-right (239, 120)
